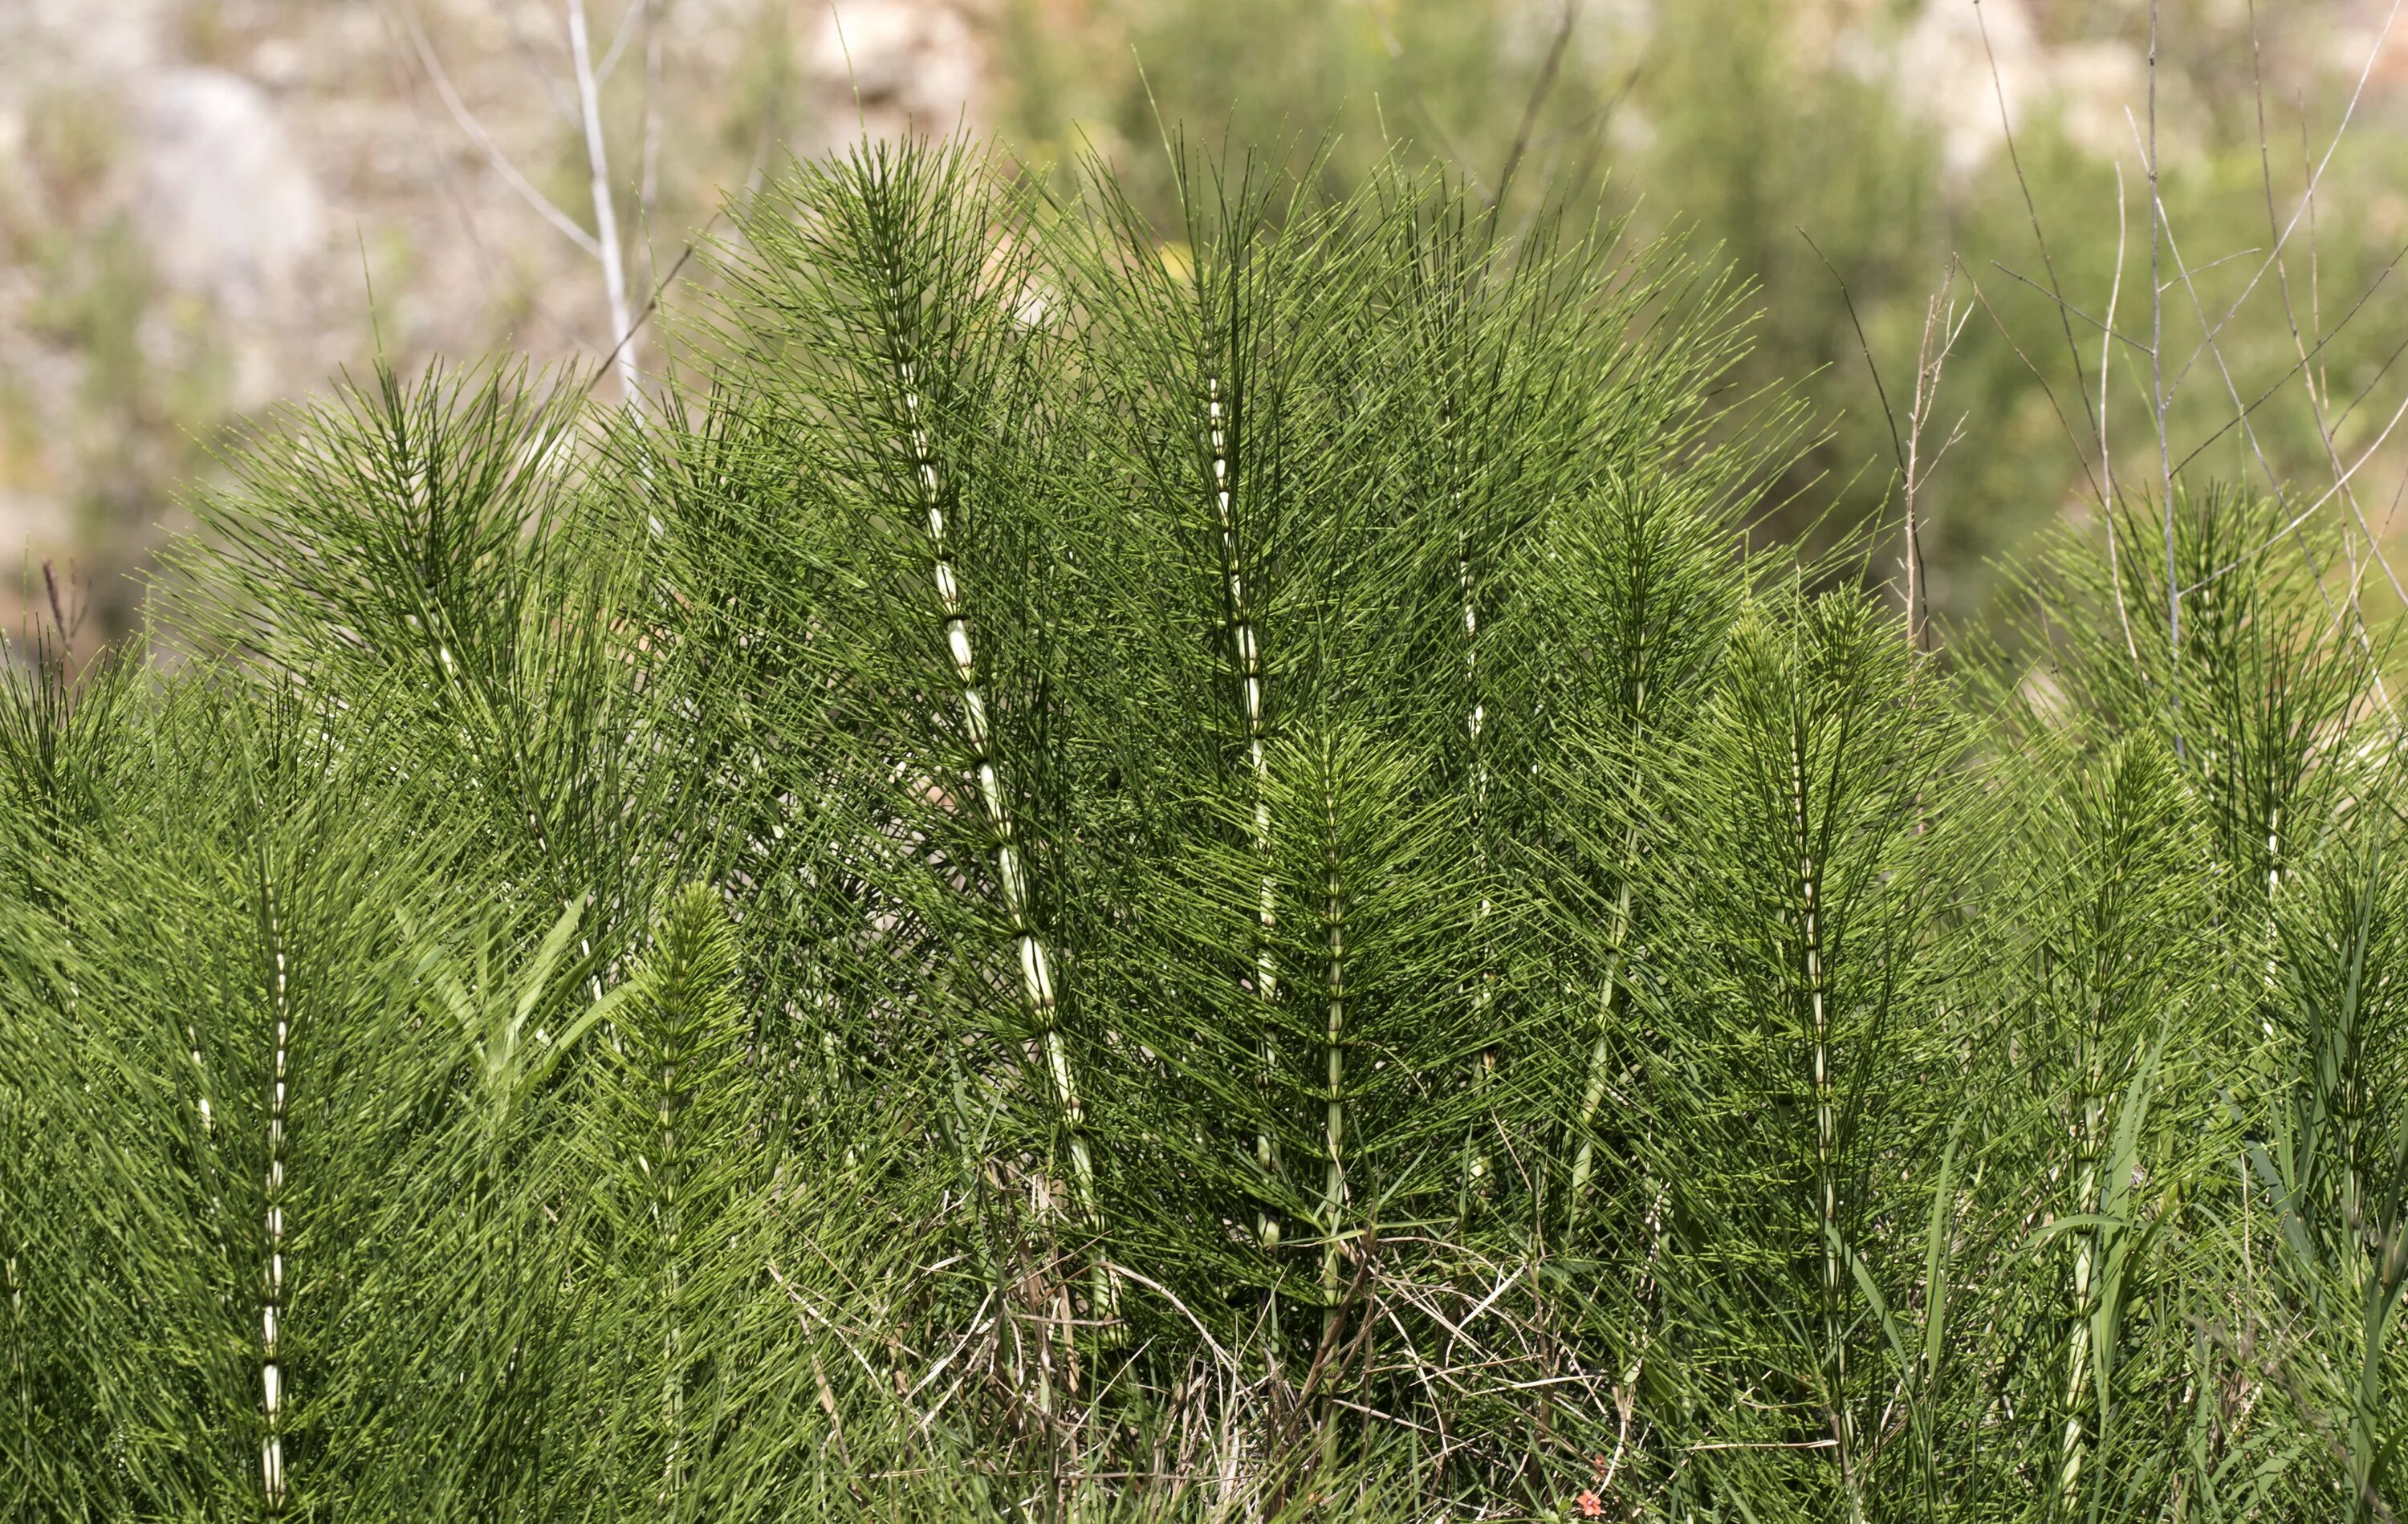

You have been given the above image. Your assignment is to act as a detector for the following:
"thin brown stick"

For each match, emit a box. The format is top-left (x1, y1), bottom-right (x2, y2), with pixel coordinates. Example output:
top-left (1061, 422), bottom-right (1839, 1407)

top-left (1902, 266), bottom-right (1972, 650)
top-left (584, 217), bottom-right (716, 399)
top-left (1799, 230), bottom-right (1965, 645)
top-left (1974, 0), bottom-right (2099, 448)
top-left (1955, 267), bottom-right (2109, 514)
top-left (1495, 0), bottom-right (1584, 209)
top-left (40, 560), bottom-right (70, 649)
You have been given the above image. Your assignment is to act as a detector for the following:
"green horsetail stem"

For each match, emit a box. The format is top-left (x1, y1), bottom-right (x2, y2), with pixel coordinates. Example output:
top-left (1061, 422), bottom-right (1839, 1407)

top-left (1568, 660), bottom-right (1652, 1237)
top-left (890, 352), bottom-right (1099, 1239)
top-left (258, 873), bottom-right (291, 1516)
top-left (1458, 522), bottom-right (1497, 1215)
top-left (1565, 868), bottom-right (1635, 1228)
top-left (1566, 685), bottom-right (1653, 1239)
top-left (1792, 721), bottom-right (1861, 1524)
top-left (6, 1233), bottom-right (23, 1482)
top-left (1208, 374), bottom-right (1285, 1255)
top-left (2059, 888), bottom-right (2117, 1522)
top-left (1319, 739), bottom-right (1348, 1322)
top-left (19, 136), bottom-right (2397, 1519)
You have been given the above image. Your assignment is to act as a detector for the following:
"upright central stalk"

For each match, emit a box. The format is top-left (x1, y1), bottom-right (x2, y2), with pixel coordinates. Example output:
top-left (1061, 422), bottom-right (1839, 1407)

top-left (1566, 812), bottom-right (1641, 1232)
top-left (258, 877), bottom-right (291, 1516)
top-left (1319, 746), bottom-right (1348, 1320)
top-left (654, 1037), bottom-right (686, 1506)
top-left (2058, 1068), bottom-right (2105, 1518)
top-left (1568, 641), bottom-right (1651, 1234)
top-left (894, 355), bottom-right (1095, 1222)
top-left (1458, 524), bottom-right (1496, 1214)
top-left (1208, 376), bottom-right (1283, 1252)
top-left (1792, 731), bottom-right (1859, 1524)
top-left (6, 1241), bottom-right (24, 1484)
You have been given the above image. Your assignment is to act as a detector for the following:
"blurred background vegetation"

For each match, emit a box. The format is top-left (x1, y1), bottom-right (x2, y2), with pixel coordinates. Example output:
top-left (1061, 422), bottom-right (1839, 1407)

top-left (6, 0), bottom-right (2408, 653)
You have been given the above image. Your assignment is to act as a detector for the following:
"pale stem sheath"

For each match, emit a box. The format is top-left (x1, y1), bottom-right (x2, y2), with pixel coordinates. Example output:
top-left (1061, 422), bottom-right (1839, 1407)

top-left (1458, 520), bottom-right (1496, 1209)
top-left (1208, 376), bottom-right (1283, 1252)
top-left (1565, 868), bottom-right (1635, 1225)
top-left (6, 1246), bottom-right (24, 1458)
top-left (893, 356), bottom-right (1096, 1224)
top-left (654, 1024), bottom-right (687, 1505)
top-left (2058, 1047), bottom-right (2105, 1518)
top-left (259, 880), bottom-right (291, 1515)
top-left (1568, 673), bottom-right (1649, 1233)
top-left (1792, 730), bottom-right (1859, 1523)
top-left (185, 1016), bottom-right (234, 1294)
top-left (1319, 749), bottom-right (1348, 1321)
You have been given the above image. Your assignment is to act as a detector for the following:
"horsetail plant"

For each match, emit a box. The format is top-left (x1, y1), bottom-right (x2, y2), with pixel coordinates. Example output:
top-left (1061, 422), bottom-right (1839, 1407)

top-left (4, 135), bottom-right (2407, 1522)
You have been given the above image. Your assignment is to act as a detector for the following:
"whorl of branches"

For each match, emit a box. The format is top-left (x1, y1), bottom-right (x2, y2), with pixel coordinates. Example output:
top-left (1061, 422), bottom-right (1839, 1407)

top-left (2, 137), bottom-right (2403, 1522)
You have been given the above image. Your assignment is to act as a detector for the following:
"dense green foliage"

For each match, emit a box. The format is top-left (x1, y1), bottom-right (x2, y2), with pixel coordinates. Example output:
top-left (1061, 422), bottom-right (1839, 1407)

top-left (997, 0), bottom-right (2408, 628)
top-left (2, 140), bottom-right (2404, 1521)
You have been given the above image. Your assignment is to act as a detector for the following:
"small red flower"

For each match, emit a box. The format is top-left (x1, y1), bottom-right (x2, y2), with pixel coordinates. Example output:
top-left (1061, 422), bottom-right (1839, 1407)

top-left (1590, 1452), bottom-right (1610, 1478)
top-left (1577, 1489), bottom-right (1604, 1518)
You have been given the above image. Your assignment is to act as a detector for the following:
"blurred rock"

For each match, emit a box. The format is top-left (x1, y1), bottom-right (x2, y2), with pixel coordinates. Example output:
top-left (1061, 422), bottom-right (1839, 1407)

top-left (1842, 0), bottom-right (2154, 180)
top-left (0, 0), bottom-right (169, 78)
top-left (807, 0), bottom-right (986, 150)
top-left (133, 67), bottom-right (324, 323)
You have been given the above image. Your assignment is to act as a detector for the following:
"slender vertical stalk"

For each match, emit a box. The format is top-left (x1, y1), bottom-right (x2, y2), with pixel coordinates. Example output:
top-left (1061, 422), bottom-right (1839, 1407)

top-left (638, 0), bottom-right (665, 246)
top-left (1207, 375), bottom-right (1284, 1252)
top-left (1899, 273), bottom-right (1968, 654)
top-left (2059, 1006), bottom-right (2109, 1520)
top-left (5, 1229), bottom-right (24, 1487)
top-left (185, 1019), bottom-right (235, 1296)
top-left (567, 0), bottom-right (642, 415)
top-left (2100, 162), bottom-right (2144, 669)
top-left (258, 876), bottom-right (291, 1517)
top-left (651, 1019), bottom-right (687, 1507)
top-left (1904, 379), bottom-right (1926, 655)
top-left (1567, 823), bottom-right (1666, 1480)
top-left (1793, 728), bottom-right (1860, 1523)
top-left (1569, 661), bottom-right (1651, 1234)
top-left (893, 353), bottom-right (1095, 1223)
top-left (1319, 743), bottom-right (1348, 1323)
top-left (2149, 0), bottom-right (2180, 757)
top-left (1566, 827), bottom-right (1637, 1231)
top-left (1457, 518), bottom-right (1497, 1215)
top-left (1317, 745), bottom-right (1352, 1484)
